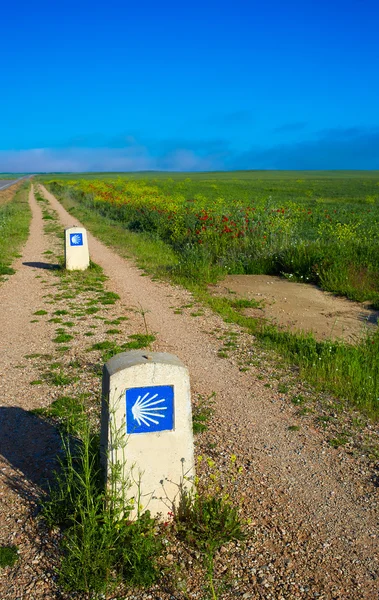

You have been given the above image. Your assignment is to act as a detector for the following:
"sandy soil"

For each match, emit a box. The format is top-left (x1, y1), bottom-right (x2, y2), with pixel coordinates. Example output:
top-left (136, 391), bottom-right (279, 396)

top-left (210, 275), bottom-right (378, 343)
top-left (0, 184), bottom-right (378, 599)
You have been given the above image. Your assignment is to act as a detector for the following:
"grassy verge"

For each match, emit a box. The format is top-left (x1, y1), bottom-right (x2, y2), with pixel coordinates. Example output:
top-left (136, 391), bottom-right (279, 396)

top-left (39, 183), bottom-right (379, 421)
top-left (0, 183), bottom-right (31, 277)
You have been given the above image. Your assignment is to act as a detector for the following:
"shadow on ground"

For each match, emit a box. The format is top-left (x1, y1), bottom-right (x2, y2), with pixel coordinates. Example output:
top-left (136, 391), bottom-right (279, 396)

top-left (22, 261), bottom-right (61, 270)
top-left (0, 407), bottom-right (62, 503)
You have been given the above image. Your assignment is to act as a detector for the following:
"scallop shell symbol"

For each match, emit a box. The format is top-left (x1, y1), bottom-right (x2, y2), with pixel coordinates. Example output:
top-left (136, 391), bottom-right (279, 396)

top-left (131, 392), bottom-right (167, 427)
top-left (71, 234), bottom-right (82, 245)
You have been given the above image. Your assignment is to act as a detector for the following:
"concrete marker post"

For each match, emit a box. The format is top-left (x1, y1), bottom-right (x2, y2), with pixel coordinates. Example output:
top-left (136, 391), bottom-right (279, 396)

top-left (100, 351), bottom-right (195, 519)
top-left (64, 226), bottom-right (90, 271)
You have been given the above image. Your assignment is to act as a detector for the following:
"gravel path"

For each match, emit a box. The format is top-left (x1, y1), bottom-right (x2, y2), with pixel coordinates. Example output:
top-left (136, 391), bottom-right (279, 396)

top-left (0, 184), bottom-right (378, 599)
top-left (0, 187), bottom-right (63, 598)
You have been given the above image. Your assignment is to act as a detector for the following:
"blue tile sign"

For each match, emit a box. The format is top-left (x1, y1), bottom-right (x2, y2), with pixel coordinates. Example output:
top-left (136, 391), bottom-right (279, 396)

top-left (70, 232), bottom-right (83, 246)
top-left (126, 385), bottom-right (174, 434)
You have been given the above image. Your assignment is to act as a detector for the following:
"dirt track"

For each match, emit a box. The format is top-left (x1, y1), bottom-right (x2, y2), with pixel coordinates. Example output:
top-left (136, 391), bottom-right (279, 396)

top-left (211, 274), bottom-right (378, 343)
top-left (0, 184), bottom-right (378, 599)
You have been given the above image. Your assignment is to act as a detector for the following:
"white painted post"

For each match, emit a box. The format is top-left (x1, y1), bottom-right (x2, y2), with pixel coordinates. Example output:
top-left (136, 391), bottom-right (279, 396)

top-left (64, 226), bottom-right (90, 271)
top-left (100, 351), bottom-right (195, 519)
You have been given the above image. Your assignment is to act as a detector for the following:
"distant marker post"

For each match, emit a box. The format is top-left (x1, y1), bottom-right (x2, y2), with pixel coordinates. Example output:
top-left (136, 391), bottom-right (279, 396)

top-left (64, 226), bottom-right (90, 270)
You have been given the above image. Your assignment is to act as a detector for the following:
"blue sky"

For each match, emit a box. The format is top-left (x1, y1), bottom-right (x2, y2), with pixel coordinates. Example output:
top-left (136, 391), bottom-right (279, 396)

top-left (1, 0), bottom-right (379, 171)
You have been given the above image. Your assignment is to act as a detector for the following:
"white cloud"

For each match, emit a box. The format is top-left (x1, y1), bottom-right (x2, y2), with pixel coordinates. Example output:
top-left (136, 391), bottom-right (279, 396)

top-left (0, 146), bottom-right (155, 173)
top-left (0, 145), bottom-right (223, 173)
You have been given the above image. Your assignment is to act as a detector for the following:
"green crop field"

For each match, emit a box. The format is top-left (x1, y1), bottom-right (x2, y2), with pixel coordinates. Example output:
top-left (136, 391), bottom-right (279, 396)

top-left (38, 171), bottom-right (379, 419)
top-left (41, 171), bottom-right (379, 305)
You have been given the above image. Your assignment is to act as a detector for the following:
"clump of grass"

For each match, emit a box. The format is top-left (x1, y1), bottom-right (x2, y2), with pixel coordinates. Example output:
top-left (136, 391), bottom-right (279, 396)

top-left (230, 298), bottom-right (262, 310)
top-left (53, 333), bottom-right (74, 344)
top-left (291, 394), bottom-right (306, 405)
top-left (89, 335), bottom-right (155, 362)
top-left (98, 291), bottom-right (120, 305)
top-left (278, 382), bottom-right (289, 394)
top-left (329, 435), bottom-right (348, 448)
top-left (89, 340), bottom-right (114, 351)
top-left (0, 265), bottom-right (15, 275)
top-left (0, 546), bottom-right (18, 568)
top-left (192, 392), bottom-right (215, 434)
top-left (44, 369), bottom-right (75, 386)
top-left (123, 333), bottom-right (156, 350)
top-left (34, 309), bottom-right (48, 315)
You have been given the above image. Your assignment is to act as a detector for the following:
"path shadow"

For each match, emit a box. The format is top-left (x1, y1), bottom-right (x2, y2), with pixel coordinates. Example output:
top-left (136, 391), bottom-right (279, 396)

top-left (358, 311), bottom-right (379, 326)
top-left (22, 261), bottom-right (62, 270)
top-left (0, 407), bottom-right (62, 504)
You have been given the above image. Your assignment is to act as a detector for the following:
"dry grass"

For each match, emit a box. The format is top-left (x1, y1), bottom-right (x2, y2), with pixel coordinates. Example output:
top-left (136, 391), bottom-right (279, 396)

top-left (0, 183), bottom-right (22, 206)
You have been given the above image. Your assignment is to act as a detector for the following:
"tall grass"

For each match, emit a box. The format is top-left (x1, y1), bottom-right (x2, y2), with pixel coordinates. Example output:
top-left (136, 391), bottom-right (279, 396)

top-left (0, 183), bottom-right (31, 276)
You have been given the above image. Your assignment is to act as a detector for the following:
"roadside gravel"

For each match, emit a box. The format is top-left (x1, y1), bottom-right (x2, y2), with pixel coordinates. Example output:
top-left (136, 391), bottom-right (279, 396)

top-left (0, 184), bottom-right (377, 599)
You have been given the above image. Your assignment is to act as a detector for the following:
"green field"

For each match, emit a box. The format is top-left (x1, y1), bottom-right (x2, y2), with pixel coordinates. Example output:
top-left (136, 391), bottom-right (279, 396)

top-left (38, 171), bottom-right (379, 419)
top-left (41, 171), bottom-right (379, 304)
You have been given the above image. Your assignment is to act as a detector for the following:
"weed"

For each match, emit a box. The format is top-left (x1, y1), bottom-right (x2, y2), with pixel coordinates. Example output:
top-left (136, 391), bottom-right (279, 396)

top-left (42, 409), bottom-right (162, 595)
top-left (45, 369), bottom-right (75, 386)
top-left (230, 298), bottom-right (262, 310)
top-left (98, 291), bottom-right (120, 305)
top-left (297, 406), bottom-right (313, 416)
top-left (278, 383), bottom-right (289, 393)
top-left (288, 425), bottom-right (300, 431)
top-left (33, 309), bottom-right (48, 315)
top-left (0, 546), bottom-right (18, 568)
top-left (291, 394), bottom-right (306, 405)
top-left (53, 333), bottom-right (74, 344)
top-left (174, 455), bottom-right (245, 599)
top-left (0, 265), bottom-right (15, 275)
top-left (192, 393), bottom-right (215, 434)
top-left (123, 333), bottom-right (156, 350)
top-left (329, 435), bottom-right (348, 448)
top-left (90, 340), bottom-right (114, 351)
